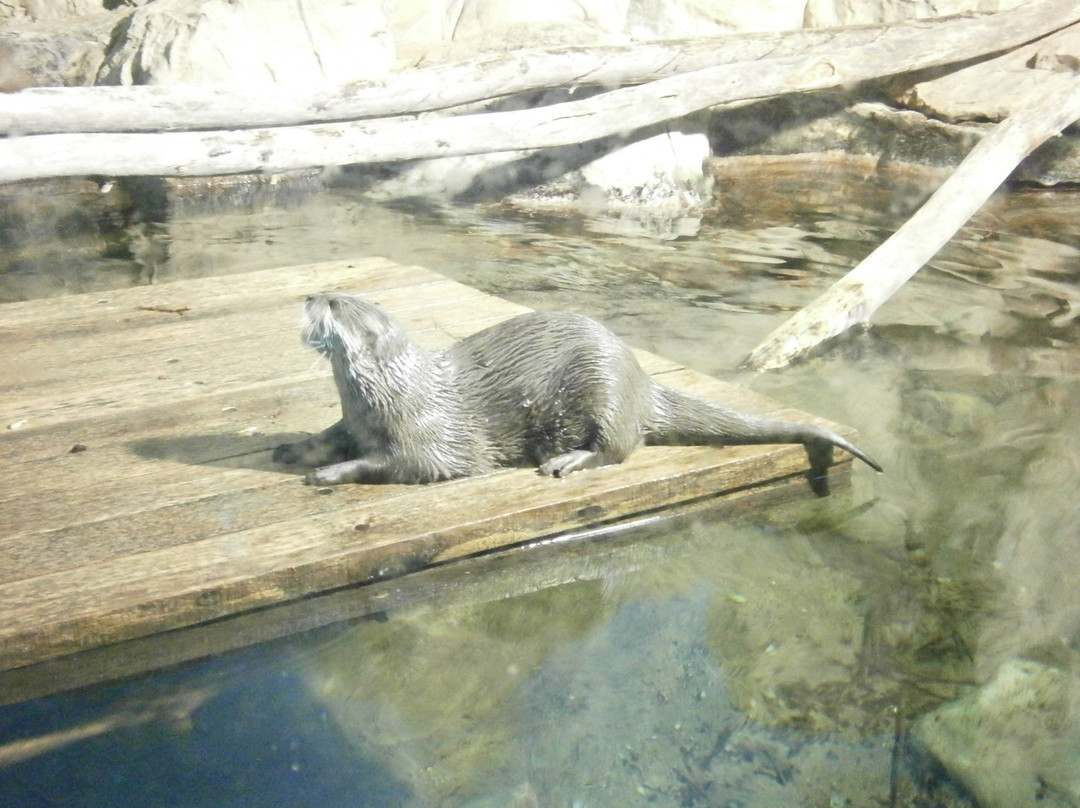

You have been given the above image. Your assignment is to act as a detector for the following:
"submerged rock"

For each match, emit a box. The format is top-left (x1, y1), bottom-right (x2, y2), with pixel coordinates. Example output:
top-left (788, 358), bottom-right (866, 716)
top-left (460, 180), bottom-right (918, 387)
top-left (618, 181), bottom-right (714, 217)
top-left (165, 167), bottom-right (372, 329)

top-left (914, 658), bottom-right (1080, 808)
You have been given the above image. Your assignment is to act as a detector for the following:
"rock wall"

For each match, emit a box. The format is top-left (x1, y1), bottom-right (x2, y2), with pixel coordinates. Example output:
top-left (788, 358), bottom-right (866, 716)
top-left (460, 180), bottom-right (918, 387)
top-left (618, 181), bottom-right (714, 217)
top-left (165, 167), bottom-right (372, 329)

top-left (804, 0), bottom-right (1025, 27)
top-left (96, 0), bottom-right (395, 86)
top-left (0, 0), bottom-right (1035, 87)
top-left (97, 0), bottom-right (1031, 76)
top-left (1, 0), bottom-right (1078, 195)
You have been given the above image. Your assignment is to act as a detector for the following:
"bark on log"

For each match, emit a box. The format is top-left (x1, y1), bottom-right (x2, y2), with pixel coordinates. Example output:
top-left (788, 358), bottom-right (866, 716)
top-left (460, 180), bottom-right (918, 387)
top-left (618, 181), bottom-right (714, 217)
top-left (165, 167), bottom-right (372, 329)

top-left (3, 0), bottom-right (1080, 183)
top-left (741, 73), bottom-right (1080, 372)
top-left (3, 1), bottom-right (1077, 136)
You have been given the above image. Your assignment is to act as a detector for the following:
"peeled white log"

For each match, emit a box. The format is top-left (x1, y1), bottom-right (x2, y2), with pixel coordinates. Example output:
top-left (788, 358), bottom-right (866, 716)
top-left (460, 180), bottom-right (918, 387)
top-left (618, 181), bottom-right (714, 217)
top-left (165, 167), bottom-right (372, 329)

top-left (741, 73), bottom-right (1080, 372)
top-left (2, 0), bottom-right (1077, 136)
top-left (4, 0), bottom-right (1080, 183)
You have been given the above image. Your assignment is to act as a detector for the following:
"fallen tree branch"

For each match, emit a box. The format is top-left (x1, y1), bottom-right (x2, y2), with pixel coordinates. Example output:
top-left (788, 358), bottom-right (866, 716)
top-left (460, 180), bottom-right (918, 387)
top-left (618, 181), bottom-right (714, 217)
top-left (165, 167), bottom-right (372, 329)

top-left (741, 72), bottom-right (1080, 372)
top-left (2, 0), bottom-right (1077, 136)
top-left (3, 0), bottom-right (1080, 183)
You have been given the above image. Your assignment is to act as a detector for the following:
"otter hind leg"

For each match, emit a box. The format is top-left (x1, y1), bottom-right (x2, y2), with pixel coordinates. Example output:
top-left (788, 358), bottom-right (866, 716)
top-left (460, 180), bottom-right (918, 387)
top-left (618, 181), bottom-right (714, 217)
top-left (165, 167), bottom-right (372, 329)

top-left (538, 432), bottom-right (639, 477)
top-left (539, 396), bottom-right (647, 478)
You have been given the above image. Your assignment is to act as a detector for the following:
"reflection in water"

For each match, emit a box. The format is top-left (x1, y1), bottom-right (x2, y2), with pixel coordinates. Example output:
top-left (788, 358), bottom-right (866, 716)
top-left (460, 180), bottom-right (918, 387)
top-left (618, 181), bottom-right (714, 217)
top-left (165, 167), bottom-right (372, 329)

top-left (2, 161), bottom-right (1080, 806)
top-left (0, 641), bottom-right (409, 807)
top-left (0, 687), bottom-right (213, 767)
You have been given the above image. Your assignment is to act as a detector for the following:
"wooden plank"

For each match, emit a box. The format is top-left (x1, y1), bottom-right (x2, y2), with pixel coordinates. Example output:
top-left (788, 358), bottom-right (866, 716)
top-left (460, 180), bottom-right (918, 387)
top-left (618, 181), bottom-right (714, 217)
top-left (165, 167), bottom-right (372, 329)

top-left (0, 288), bottom-right (518, 430)
top-left (0, 437), bottom-right (829, 669)
top-left (0, 470), bottom-right (844, 707)
top-left (0, 257), bottom-right (863, 685)
top-left (0, 256), bottom-right (405, 330)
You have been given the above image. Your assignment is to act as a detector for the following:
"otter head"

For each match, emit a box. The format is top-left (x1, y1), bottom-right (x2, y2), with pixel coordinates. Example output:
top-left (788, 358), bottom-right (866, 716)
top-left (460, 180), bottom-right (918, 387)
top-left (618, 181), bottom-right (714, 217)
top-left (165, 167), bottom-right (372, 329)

top-left (301, 293), bottom-right (410, 364)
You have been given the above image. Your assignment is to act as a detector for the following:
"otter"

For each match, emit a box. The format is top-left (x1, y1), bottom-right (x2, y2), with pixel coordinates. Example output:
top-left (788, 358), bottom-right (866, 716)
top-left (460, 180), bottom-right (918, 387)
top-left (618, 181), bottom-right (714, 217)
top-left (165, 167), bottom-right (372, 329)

top-left (273, 293), bottom-right (882, 495)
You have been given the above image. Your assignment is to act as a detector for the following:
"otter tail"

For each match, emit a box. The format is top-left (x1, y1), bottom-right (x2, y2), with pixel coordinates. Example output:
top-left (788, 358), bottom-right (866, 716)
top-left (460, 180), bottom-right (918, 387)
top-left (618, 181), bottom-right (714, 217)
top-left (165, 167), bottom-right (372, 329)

top-left (646, 384), bottom-right (882, 496)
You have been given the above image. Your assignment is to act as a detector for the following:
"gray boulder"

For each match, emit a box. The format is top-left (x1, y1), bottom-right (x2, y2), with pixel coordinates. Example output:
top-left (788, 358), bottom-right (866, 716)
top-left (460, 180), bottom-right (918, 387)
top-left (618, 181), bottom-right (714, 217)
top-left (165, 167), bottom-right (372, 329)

top-left (915, 658), bottom-right (1080, 808)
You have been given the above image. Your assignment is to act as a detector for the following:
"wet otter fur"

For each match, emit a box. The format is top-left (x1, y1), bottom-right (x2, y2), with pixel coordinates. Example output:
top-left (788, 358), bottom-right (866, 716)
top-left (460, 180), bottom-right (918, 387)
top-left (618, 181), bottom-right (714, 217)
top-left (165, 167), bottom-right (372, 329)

top-left (273, 293), bottom-right (882, 494)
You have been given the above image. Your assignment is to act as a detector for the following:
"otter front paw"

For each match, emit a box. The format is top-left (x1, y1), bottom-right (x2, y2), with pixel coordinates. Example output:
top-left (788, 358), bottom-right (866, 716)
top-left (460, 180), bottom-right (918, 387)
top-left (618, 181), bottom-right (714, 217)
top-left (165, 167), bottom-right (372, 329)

top-left (303, 458), bottom-right (393, 485)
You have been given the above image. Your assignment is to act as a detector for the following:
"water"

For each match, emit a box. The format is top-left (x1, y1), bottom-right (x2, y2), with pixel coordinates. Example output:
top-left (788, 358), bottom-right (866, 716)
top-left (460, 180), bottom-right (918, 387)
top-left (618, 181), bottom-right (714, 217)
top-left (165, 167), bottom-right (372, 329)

top-left (2, 159), bottom-right (1079, 807)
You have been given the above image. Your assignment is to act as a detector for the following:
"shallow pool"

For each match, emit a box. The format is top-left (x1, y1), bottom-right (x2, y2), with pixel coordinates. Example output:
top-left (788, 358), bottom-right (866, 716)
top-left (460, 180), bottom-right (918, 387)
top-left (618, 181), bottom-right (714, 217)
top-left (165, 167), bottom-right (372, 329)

top-left (1, 158), bottom-right (1078, 807)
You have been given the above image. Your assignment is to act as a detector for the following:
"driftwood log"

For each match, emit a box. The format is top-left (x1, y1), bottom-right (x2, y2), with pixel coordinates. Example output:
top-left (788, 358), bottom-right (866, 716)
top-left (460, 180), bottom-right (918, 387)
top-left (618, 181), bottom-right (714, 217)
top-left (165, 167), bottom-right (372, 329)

top-left (0, 0), bottom-right (1079, 181)
top-left (742, 72), bottom-right (1080, 371)
top-left (1, 1), bottom-right (1076, 137)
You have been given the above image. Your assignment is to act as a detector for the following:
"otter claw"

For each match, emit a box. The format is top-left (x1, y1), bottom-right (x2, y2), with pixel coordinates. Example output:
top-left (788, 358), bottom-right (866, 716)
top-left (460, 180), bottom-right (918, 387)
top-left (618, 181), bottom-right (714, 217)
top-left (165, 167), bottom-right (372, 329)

top-left (540, 449), bottom-right (598, 477)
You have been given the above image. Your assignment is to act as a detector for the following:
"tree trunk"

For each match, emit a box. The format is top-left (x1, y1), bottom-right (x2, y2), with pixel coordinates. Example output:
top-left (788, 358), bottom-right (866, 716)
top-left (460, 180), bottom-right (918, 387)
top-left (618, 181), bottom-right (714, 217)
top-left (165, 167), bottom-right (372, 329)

top-left (741, 73), bottom-right (1080, 372)
top-left (2, 0), bottom-right (1076, 137)
top-left (3, 0), bottom-right (1079, 182)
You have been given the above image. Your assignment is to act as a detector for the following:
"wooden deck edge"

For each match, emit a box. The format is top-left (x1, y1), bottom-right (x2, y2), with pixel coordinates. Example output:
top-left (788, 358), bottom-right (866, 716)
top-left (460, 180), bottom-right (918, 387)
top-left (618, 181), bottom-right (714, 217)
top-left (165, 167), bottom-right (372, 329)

top-left (0, 461), bottom-right (852, 706)
top-left (0, 438), bottom-right (855, 673)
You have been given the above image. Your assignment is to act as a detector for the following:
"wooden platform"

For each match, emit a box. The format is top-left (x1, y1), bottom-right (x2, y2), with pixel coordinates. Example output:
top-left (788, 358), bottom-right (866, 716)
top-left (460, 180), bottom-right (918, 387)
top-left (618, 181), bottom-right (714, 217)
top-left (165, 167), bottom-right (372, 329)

top-left (0, 258), bottom-right (859, 703)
